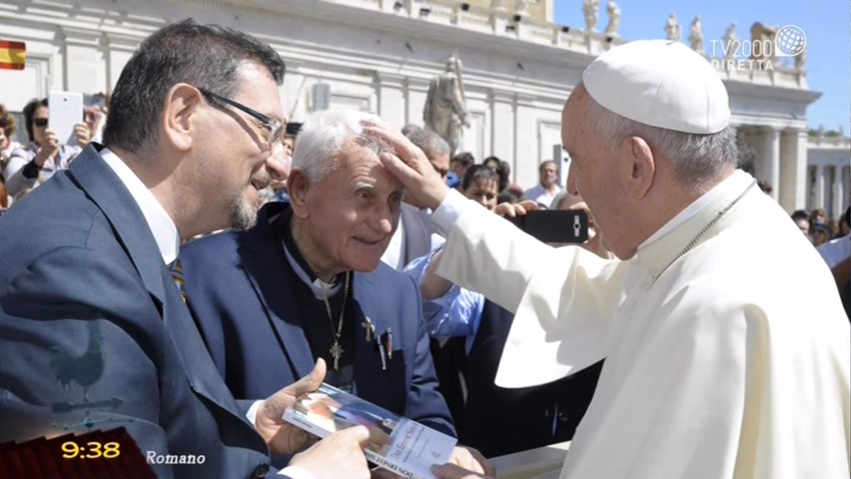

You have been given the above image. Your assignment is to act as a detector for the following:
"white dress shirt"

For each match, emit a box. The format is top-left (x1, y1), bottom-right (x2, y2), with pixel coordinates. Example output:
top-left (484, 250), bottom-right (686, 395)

top-left (525, 184), bottom-right (562, 208)
top-left (101, 149), bottom-right (312, 479)
top-left (101, 149), bottom-right (179, 264)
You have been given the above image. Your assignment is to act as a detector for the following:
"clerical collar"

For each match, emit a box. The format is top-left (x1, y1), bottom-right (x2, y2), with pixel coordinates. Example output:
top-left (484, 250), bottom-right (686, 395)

top-left (277, 209), bottom-right (345, 299)
top-left (640, 170), bottom-right (741, 249)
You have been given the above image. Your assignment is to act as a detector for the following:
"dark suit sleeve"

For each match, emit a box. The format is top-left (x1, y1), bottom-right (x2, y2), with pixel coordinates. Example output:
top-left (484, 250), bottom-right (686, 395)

top-left (402, 275), bottom-right (457, 438)
top-left (0, 247), bottom-right (179, 479)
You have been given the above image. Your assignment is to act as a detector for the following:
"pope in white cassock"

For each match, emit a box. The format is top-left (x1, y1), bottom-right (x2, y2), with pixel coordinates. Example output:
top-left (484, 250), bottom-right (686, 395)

top-left (364, 40), bottom-right (850, 479)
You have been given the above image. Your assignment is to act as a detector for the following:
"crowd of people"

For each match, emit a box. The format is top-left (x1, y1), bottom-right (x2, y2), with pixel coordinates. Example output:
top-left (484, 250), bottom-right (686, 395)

top-left (0, 96), bottom-right (107, 206)
top-left (0, 18), bottom-right (848, 479)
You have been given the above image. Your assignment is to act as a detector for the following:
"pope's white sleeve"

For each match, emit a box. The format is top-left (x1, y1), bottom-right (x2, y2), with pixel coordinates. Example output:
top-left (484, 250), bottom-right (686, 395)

top-left (430, 188), bottom-right (467, 237)
top-left (277, 466), bottom-right (316, 479)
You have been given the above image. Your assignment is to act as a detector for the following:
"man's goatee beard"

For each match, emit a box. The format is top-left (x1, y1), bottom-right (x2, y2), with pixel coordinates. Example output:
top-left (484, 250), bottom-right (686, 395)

top-left (230, 191), bottom-right (259, 231)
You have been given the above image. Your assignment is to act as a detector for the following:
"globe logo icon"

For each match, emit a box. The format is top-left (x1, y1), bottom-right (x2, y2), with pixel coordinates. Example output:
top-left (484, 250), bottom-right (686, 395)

top-left (775, 25), bottom-right (807, 57)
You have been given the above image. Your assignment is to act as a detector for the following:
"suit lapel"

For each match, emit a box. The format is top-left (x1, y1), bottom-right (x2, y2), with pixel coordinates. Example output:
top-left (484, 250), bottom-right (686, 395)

top-left (68, 147), bottom-right (249, 424)
top-left (240, 205), bottom-right (315, 380)
top-left (159, 266), bottom-right (253, 423)
top-left (67, 147), bottom-right (166, 306)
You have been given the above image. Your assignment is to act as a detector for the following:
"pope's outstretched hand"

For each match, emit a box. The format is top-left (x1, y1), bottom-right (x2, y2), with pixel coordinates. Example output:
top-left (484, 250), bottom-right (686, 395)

top-left (361, 121), bottom-right (449, 211)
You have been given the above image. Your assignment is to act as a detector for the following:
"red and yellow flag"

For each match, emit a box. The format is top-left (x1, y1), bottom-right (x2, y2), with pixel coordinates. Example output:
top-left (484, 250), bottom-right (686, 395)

top-left (0, 40), bottom-right (26, 70)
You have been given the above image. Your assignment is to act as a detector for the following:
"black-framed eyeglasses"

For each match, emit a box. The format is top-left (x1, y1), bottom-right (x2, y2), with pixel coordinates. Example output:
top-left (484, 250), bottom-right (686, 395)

top-left (197, 87), bottom-right (283, 146)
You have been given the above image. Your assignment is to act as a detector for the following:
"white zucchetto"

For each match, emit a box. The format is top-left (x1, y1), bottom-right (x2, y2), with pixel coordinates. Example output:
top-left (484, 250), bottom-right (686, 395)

top-left (582, 40), bottom-right (731, 134)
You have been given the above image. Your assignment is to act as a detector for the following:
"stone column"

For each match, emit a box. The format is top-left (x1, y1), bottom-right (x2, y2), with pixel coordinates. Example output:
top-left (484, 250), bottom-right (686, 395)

top-left (405, 77), bottom-right (430, 127)
top-left (779, 128), bottom-right (807, 212)
top-left (794, 129), bottom-right (810, 211)
top-left (833, 165), bottom-right (844, 219)
top-left (761, 127), bottom-right (780, 202)
top-left (103, 32), bottom-right (140, 92)
top-left (376, 73), bottom-right (406, 129)
top-left (59, 26), bottom-right (108, 94)
top-left (815, 165), bottom-right (826, 210)
top-left (490, 89), bottom-right (516, 177)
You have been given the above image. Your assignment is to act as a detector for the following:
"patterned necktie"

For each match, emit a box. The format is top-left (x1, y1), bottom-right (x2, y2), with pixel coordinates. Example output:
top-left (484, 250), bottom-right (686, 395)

top-left (168, 259), bottom-right (188, 304)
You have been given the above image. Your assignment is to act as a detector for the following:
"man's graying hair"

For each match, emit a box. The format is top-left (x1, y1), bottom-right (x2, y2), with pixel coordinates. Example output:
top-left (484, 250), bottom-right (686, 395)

top-left (584, 96), bottom-right (738, 189)
top-left (292, 109), bottom-right (395, 182)
top-left (103, 19), bottom-right (285, 155)
top-left (406, 128), bottom-right (450, 158)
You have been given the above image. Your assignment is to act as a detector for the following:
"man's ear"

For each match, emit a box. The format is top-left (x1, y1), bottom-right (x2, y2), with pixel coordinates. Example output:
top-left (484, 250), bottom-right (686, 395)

top-left (162, 84), bottom-right (203, 152)
top-left (627, 136), bottom-right (655, 200)
top-left (287, 169), bottom-right (312, 219)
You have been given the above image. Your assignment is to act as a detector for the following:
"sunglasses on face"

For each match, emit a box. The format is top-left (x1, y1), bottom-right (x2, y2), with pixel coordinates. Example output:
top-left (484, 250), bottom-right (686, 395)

top-left (33, 118), bottom-right (48, 128)
top-left (196, 87), bottom-right (283, 146)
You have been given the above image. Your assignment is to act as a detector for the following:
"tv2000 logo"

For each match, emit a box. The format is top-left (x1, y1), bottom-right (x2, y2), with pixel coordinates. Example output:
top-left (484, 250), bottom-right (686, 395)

top-left (710, 25), bottom-right (807, 71)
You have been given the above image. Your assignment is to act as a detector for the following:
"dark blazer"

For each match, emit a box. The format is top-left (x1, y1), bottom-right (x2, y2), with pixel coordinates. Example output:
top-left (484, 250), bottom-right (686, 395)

top-left (178, 203), bottom-right (455, 437)
top-left (0, 146), bottom-right (278, 479)
top-left (435, 300), bottom-right (602, 458)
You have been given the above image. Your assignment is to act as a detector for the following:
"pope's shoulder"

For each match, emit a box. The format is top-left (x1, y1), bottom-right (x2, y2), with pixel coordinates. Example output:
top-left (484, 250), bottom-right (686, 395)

top-left (666, 203), bottom-right (843, 330)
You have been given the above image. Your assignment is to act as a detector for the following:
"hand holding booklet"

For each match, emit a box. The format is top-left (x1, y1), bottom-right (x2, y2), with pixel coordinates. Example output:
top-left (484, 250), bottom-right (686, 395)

top-left (283, 383), bottom-right (457, 479)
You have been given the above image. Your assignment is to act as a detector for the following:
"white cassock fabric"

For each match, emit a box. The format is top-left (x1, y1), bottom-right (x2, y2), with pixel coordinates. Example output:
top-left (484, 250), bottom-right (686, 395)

top-left (432, 170), bottom-right (851, 479)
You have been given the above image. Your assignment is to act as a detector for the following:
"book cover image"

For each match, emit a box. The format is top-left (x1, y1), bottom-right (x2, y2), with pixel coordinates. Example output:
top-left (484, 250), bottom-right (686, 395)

top-left (284, 383), bottom-right (457, 479)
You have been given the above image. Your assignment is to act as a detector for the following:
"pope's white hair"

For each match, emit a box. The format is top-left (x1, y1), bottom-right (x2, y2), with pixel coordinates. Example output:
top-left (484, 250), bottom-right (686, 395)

top-left (585, 97), bottom-right (738, 188)
top-left (292, 109), bottom-right (394, 182)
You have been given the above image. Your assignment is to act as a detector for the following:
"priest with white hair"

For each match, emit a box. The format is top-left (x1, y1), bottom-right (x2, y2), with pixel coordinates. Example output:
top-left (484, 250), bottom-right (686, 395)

top-left (364, 39), bottom-right (851, 479)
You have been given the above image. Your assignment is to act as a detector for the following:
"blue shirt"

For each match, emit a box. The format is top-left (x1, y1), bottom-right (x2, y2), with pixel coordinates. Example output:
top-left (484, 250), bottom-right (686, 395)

top-left (446, 172), bottom-right (461, 189)
top-left (274, 189), bottom-right (290, 203)
top-left (405, 247), bottom-right (485, 354)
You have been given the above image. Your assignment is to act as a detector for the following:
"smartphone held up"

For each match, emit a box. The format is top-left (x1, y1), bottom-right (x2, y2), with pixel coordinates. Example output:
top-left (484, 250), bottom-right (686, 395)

top-left (48, 91), bottom-right (84, 147)
top-left (507, 209), bottom-right (589, 244)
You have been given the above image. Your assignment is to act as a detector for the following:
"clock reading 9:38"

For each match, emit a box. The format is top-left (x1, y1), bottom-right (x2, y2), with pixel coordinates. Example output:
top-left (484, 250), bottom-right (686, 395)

top-left (62, 441), bottom-right (121, 459)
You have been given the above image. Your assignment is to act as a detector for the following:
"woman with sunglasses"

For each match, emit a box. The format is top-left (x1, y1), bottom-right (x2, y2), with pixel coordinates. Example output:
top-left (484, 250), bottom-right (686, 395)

top-left (3, 98), bottom-right (88, 200)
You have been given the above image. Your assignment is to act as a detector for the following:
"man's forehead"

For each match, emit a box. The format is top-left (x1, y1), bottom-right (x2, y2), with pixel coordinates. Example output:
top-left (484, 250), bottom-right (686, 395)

top-left (342, 151), bottom-right (403, 189)
top-left (472, 178), bottom-right (499, 190)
